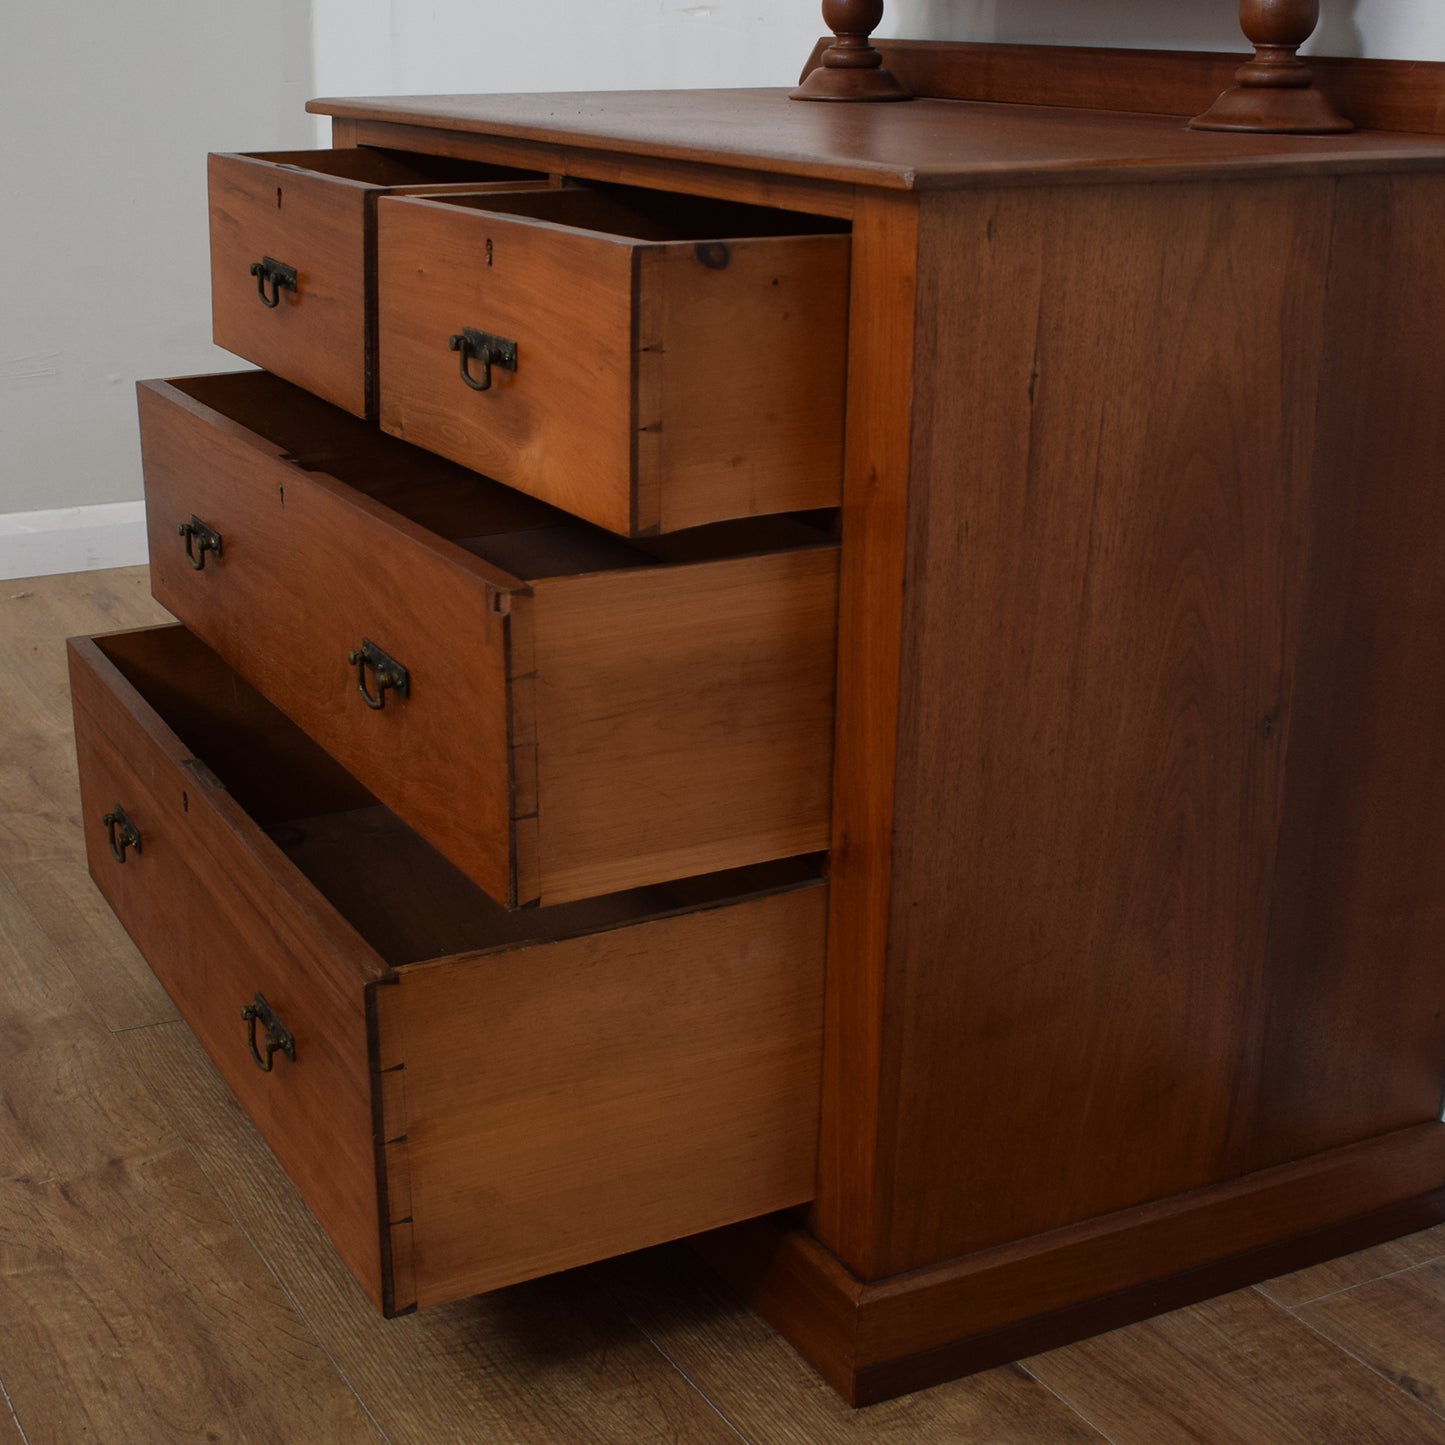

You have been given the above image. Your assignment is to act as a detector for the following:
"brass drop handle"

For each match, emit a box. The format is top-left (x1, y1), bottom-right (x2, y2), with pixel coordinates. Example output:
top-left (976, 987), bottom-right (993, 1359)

top-left (250, 256), bottom-right (297, 308)
top-left (449, 327), bottom-right (518, 392)
top-left (348, 639), bottom-right (410, 711)
top-left (178, 516), bottom-right (222, 571)
top-left (241, 992), bottom-right (295, 1073)
top-left (102, 806), bottom-right (141, 864)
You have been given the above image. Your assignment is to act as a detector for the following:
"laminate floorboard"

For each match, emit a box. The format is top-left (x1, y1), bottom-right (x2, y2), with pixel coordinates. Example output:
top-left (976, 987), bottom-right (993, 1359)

top-left (5, 565), bottom-right (1445, 1443)
top-left (122, 1020), bottom-right (745, 1445)
top-left (592, 1247), bottom-right (1109, 1443)
top-left (1026, 1288), bottom-right (1445, 1445)
top-left (0, 873), bottom-right (383, 1443)
top-left (1294, 1260), bottom-right (1445, 1422)
top-left (1260, 1222), bottom-right (1445, 1308)
top-left (0, 570), bottom-right (176, 1031)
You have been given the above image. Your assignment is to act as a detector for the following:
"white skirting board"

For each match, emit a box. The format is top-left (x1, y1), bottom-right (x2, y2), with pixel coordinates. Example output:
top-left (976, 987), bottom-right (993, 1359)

top-left (0, 502), bottom-right (149, 582)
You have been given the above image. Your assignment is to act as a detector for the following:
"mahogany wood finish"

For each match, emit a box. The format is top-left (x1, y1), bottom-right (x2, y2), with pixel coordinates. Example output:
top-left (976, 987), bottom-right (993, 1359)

top-left (69, 624), bottom-right (829, 1315)
top-left (69, 630), bottom-right (391, 1309)
top-left (791, 0), bottom-right (910, 103)
top-left (138, 372), bottom-right (839, 907)
top-left (76, 40), bottom-right (1445, 1408)
top-left (1192, 0), bottom-right (1354, 134)
top-left (375, 187), bottom-right (848, 536)
top-left (208, 150), bottom-right (547, 417)
top-left (380, 885), bottom-right (826, 1307)
top-left (802, 39), bottom-right (1445, 134)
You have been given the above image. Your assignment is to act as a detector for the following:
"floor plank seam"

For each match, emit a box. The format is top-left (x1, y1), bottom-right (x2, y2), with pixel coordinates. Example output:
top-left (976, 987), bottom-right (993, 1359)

top-left (0, 1374), bottom-right (32, 1445)
top-left (583, 1271), bottom-right (755, 1444)
top-left (1255, 1248), bottom-right (1445, 1310)
top-left (1284, 1299), bottom-right (1445, 1427)
top-left (1018, 1360), bottom-right (1121, 1444)
top-left (108, 1016), bottom-right (184, 1037)
top-left (119, 1018), bottom-right (397, 1445)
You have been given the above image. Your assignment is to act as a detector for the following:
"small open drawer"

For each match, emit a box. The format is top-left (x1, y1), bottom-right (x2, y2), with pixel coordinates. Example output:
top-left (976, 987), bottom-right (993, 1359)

top-left (70, 624), bottom-right (826, 1314)
top-left (209, 148), bottom-right (553, 417)
top-left (139, 372), bottom-right (839, 907)
top-left (376, 183), bottom-right (851, 536)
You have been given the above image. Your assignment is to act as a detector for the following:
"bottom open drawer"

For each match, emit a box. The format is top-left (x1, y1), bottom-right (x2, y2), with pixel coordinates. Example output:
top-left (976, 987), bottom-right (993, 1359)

top-left (69, 623), bottom-right (826, 1314)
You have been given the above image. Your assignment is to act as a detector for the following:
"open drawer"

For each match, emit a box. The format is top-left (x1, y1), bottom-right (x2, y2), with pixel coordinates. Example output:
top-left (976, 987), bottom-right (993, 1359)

top-left (70, 624), bottom-right (826, 1315)
top-left (376, 183), bottom-right (851, 535)
top-left (209, 148), bottom-right (552, 417)
top-left (139, 372), bottom-right (839, 907)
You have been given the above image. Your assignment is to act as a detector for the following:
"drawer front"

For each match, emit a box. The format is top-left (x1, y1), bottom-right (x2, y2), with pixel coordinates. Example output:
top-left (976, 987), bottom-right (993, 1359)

top-left (70, 625), bottom-right (826, 1315)
top-left (138, 375), bottom-right (520, 906)
top-left (209, 150), bottom-right (550, 417)
top-left (68, 630), bottom-right (394, 1310)
top-left (376, 189), bottom-right (850, 536)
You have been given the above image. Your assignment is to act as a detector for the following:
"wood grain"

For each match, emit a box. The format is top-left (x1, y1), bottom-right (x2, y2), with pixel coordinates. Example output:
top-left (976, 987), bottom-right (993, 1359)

top-left (309, 86), bottom-right (1445, 195)
top-left (0, 570), bottom-right (175, 1032)
top-left (1294, 1259), bottom-right (1445, 1420)
top-left (808, 190), bottom-right (919, 1277)
top-left (595, 1244), bottom-right (1109, 1443)
top-left (122, 1020), bottom-right (746, 1444)
top-left (378, 187), bottom-right (847, 536)
top-left (69, 630), bottom-right (392, 1308)
top-left (526, 547), bottom-right (837, 903)
top-left (141, 372), bottom-right (840, 909)
top-left (209, 150), bottom-right (546, 416)
top-left (379, 884), bottom-right (826, 1306)
top-left (1261, 1224), bottom-right (1445, 1309)
top-left (1028, 1288), bottom-right (1445, 1444)
top-left (138, 372), bottom-right (520, 904)
top-left (1234, 172), bottom-right (1445, 1170)
top-left (875, 176), bottom-right (1335, 1270)
top-left (634, 229), bottom-right (848, 533)
top-left (0, 874), bottom-right (380, 1443)
top-left (798, 39), bottom-right (1445, 136)
top-left (210, 151), bottom-right (377, 416)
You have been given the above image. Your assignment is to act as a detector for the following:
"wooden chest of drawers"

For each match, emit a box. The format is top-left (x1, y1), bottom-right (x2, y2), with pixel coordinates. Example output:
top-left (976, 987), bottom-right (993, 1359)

top-left (72, 40), bottom-right (1445, 1405)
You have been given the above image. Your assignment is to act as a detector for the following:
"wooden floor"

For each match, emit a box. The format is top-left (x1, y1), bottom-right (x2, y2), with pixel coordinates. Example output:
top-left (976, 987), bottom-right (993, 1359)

top-left (3, 565), bottom-right (1445, 1444)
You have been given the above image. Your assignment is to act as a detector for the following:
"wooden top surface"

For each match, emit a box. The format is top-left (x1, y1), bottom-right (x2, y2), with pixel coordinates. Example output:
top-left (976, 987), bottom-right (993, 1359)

top-left (307, 87), bottom-right (1445, 192)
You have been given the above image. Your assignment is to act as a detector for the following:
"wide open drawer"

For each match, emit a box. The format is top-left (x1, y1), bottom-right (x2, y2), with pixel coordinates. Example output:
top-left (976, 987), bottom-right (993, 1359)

top-left (376, 183), bottom-right (851, 536)
top-left (209, 147), bottom-right (551, 417)
top-left (70, 624), bottom-right (827, 1314)
top-left (140, 371), bottom-right (839, 907)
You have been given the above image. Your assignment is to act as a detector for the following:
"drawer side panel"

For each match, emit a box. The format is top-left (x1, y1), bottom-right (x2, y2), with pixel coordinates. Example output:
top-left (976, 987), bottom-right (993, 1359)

top-left (379, 883), bottom-right (827, 1306)
top-left (637, 233), bottom-right (849, 533)
top-left (530, 547), bottom-right (839, 904)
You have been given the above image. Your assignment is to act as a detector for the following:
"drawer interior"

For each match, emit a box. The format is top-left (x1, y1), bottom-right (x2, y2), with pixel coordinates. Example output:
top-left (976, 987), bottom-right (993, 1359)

top-left (167, 371), bottom-right (835, 580)
top-left (430, 181), bottom-right (851, 241)
top-left (242, 146), bottom-right (547, 188)
top-left (94, 626), bottom-right (823, 969)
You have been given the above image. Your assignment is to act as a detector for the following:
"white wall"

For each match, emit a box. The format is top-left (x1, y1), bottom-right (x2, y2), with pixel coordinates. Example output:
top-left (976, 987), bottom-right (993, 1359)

top-left (879, 0), bottom-right (1445, 59)
top-left (309, 0), bottom-right (826, 101)
top-left (0, 2), bottom-right (313, 518)
top-left (7, 1), bottom-right (1445, 532)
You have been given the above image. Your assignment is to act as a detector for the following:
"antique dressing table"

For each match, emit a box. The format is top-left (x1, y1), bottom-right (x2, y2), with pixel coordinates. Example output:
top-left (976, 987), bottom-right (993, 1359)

top-left (70, 1), bottom-right (1445, 1404)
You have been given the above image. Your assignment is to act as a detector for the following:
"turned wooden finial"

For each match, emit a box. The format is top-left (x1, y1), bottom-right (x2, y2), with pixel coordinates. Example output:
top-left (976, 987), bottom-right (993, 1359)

top-left (792, 0), bottom-right (911, 103)
top-left (1191, 0), bottom-right (1353, 132)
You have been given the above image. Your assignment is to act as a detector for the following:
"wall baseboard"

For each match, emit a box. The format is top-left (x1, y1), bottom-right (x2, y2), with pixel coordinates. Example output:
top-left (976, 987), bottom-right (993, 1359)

top-left (0, 502), bottom-right (148, 582)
